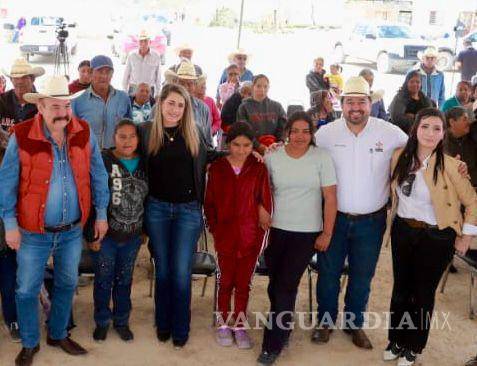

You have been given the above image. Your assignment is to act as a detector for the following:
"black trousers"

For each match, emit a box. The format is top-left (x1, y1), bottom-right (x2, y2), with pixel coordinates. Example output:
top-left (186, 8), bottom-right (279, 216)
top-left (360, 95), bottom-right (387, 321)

top-left (261, 227), bottom-right (318, 354)
top-left (388, 216), bottom-right (455, 353)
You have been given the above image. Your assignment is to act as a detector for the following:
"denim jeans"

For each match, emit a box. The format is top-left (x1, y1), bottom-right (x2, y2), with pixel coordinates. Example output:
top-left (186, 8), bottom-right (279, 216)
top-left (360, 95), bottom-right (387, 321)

top-left (0, 249), bottom-right (17, 325)
top-left (316, 211), bottom-right (386, 328)
top-left (144, 197), bottom-right (203, 341)
top-left (90, 235), bottom-right (141, 327)
top-left (16, 225), bottom-right (82, 348)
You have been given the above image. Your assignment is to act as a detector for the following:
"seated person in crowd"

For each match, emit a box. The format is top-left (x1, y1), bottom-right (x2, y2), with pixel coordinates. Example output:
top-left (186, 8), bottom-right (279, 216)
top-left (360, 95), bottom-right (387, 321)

top-left (130, 83), bottom-right (155, 124)
top-left (389, 70), bottom-right (434, 134)
top-left (359, 68), bottom-right (388, 120)
top-left (441, 80), bottom-right (473, 112)
top-left (68, 60), bottom-right (92, 94)
top-left (307, 90), bottom-right (336, 129)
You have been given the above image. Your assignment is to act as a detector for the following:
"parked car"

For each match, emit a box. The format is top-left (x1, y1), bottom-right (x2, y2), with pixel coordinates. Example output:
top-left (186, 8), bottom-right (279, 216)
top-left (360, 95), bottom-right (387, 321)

top-left (18, 16), bottom-right (77, 60)
top-left (110, 23), bottom-right (167, 65)
top-left (333, 22), bottom-right (433, 73)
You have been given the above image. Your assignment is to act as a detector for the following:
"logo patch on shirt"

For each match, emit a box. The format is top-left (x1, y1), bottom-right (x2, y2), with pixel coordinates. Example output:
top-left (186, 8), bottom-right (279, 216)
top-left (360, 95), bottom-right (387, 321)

top-left (374, 141), bottom-right (384, 152)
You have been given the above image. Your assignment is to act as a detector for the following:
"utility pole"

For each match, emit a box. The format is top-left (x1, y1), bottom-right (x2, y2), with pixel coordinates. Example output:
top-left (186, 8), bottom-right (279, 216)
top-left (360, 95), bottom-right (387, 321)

top-left (237, 0), bottom-right (245, 48)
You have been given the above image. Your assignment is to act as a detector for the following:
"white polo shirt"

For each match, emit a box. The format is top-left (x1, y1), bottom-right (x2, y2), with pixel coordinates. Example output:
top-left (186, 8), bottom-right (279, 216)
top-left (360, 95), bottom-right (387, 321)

top-left (315, 117), bottom-right (408, 214)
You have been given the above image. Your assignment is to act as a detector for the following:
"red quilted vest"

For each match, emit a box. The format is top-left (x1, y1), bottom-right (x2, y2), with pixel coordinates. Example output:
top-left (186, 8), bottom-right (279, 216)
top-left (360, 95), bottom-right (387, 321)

top-left (13, 113), bottom-right (92, 233)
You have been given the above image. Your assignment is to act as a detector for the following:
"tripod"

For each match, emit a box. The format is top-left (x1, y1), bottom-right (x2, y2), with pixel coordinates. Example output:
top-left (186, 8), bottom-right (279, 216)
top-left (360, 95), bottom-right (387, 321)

top-left (54, 37), bottom-right (70, 77)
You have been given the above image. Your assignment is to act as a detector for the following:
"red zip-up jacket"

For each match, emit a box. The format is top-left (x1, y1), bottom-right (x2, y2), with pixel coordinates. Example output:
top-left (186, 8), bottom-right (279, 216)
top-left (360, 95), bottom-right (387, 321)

top-left (204, 155), bottom-right (272, 258)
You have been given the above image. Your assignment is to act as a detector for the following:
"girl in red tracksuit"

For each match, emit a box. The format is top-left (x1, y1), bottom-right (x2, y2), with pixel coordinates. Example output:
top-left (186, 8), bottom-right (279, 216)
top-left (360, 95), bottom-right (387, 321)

top-left (205, 122), bottom-right (272, 350)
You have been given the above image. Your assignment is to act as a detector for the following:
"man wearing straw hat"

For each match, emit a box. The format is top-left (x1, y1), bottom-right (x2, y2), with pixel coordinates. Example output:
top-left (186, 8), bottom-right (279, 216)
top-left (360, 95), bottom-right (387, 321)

top-left (0, 58), bottom-right (45, 131)
top-left (164, 60), bottom-right (213, 147)
top-left (122, 30), bottom-right (162, 97)
top-left (312, 76), bottom-right (408, 350)
top-left (411, 46), bottom-right (445, 107)
top-left (170, 43), bottom-right (203, 76)
top-left (0, 75), bottom-right (109, 366)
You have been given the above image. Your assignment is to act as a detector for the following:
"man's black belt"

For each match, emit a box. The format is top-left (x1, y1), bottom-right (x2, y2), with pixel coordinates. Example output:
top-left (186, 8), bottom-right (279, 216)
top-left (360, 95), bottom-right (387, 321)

top-left (338, 206), bottom-right (387, 221)
top-left (44, 218), bottom-right (81, 233)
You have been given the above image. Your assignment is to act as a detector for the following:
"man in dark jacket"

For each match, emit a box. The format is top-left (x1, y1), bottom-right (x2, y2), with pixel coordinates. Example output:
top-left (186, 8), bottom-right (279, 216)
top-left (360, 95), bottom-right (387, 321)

top-left (444, 106), bottom-right (477, 187)
top-left (0, 58), bottom-right (44, 131)
top-left (306, 57), bottom-right (329, 104)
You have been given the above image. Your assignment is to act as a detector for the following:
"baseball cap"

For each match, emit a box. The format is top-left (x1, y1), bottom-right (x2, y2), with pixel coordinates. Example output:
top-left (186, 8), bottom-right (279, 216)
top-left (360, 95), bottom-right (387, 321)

top-left (90, 55), bottom-right (114, 71)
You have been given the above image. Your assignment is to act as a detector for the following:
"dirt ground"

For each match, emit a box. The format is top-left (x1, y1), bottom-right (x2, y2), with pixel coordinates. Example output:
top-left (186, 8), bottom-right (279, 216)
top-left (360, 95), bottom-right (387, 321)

top-left (0, 240), bottom-right (476, 366)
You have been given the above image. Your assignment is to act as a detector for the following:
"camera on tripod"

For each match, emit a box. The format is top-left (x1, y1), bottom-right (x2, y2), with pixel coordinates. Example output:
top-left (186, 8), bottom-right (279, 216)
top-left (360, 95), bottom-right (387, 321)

top-left (56, 18), bottom-right (69, 43)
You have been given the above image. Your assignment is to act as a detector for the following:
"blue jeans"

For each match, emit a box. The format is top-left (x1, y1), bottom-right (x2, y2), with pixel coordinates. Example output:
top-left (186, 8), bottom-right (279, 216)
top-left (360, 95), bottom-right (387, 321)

top-left (316, 211), bottom-right (386, 328)
top-left (0, 249), bottom-right (17, 325)
top-left (145, 197), bottom-right (203, 341)
top-left (90, 235), bottom-right (141, 327)
top-left (16, 226), bottom-right (82, 348)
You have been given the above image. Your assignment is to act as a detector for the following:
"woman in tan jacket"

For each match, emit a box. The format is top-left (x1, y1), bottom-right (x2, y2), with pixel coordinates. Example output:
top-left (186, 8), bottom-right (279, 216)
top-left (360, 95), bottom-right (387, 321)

top-left (384, 107), bottom-right (477, 366)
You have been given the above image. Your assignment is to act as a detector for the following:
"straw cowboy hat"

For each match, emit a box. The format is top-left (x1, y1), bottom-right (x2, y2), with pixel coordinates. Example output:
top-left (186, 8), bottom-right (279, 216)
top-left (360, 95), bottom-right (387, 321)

top-left (23, 75), bottom-right (83, 104)
top-left (174, 43), bottom-right (194, 56)
top-left (342, 76), bottom-right (370, 97)
top-left (417, 46), bottom-right (439, 61)
top-left (164, 60), bottom-right (199, 81)
top-left (2, 58), bottom-right (45, 78)
top-left (138, 29), bottom-right (150, 41)
top-left (227, 48), bottom-right (250, 63)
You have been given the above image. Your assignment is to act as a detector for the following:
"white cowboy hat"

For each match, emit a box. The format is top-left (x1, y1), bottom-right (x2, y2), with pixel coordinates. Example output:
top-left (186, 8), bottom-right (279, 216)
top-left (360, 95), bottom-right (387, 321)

top-left (138, 29), bottom-right (150, 41)
top-left (227, 48), bottom-right (250, 63)
top-left (2, 58), bottom-right (45, 78)
top-left (174, 43), bottom-right (194, 56)
top-left (370, 89), bottom-right (385, 103)
top-left (342, 76), bottom-right (370, 97)
top-left (23, 75), bottom-right (83, 104)
top-left (417, 46), bottom-right (439, 60)
top-left (164, 60), bottom-right (198, 81)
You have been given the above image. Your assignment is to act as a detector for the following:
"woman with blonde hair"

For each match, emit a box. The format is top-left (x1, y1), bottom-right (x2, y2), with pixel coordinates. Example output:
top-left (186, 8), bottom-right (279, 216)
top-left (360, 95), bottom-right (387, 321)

top-left (138, 83), bottom-right (223, 348)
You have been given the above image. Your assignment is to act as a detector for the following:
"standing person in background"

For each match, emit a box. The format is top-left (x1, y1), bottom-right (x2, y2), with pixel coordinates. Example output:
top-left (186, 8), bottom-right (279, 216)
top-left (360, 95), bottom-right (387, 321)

top-left (359, 69), bottom-right (388, 120)
top-left (306, 57), bottom-right (329, 105)
top-left (122, 30), bottom-right (162, 97)
top-left (0, 58), bottom-right (45, 131)
top-left (130, 83), bottom-right (155, 124)
top-left (410, 47), bottom-right (445, 107)
top-left (169, 44), bottom-right (203, 76)
top-left (456, 39), bottom-right (477, 82)
top-left (389, 70), bottom-right (434, 134)
top-left (217, 49), bottom-right (253, 99)
top-left (195, 76), bottom-right (221, 137)
top-left (217, 64), bottom-right (241, 109)
top-left (72, 55), bottom-right (132, 149)
top-left (257, 112), bottom-right (337, 366)
top-left (68, 60), bottom-right (92, 94)
top-left (236, 74), bottom-right (286, 154)
top-left (384, 108), bottom-right (477, 366)
top-left (88, 119), bottom-right (148, 344)
top-left (205, 122), bottom-right (272, 350)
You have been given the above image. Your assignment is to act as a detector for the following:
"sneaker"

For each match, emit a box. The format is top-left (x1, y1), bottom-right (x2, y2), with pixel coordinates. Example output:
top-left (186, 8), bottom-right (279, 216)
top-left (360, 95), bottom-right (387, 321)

top-left (7, 322), bottom-right (21, 343)
top-left (465, 356), bottom-right (477, 366)
top-left (257, 351), bottom-right (280, 365)
top-left (215, 326), bottom-right (234, 347)
top-left (114, 326), bottom-right (134, 342)
top-left (93, 324), bottom-right (109, 342)
top-left (397, 349), bottom-right (417, 366)
top-left (383, 342), bottom-right (403, 361)
top-left (234, 328), bottom-right (252, 349)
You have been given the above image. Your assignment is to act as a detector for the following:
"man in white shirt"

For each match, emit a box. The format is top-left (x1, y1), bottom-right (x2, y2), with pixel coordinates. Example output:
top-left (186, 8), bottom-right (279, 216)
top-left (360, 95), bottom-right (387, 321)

top-left (311, 77), bottom-right (408, 349)
top-left (122, 30), bottom-right (161, 97)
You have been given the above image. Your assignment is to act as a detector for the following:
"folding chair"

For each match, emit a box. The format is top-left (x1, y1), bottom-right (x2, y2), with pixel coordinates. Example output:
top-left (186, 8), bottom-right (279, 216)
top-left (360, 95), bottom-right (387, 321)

top-left (440, 250), bottom-right (477, 319)
top-left (307, 253), bottom-right (349, 321)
